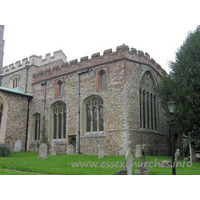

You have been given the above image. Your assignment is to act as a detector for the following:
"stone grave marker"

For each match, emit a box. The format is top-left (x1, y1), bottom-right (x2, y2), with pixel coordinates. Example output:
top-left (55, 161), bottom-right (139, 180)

top-left (116, 170), bottom-right (127, 175)
top-left (135, 144), bottom-right (141, 158)
top-left (49, 142), bottom-right (57, 156)
top-left (14, 139), bottom-right (21, 152)
top-left (98, 144), bottom-right (104, 159)
top-left (135, 144), bottom-right (150, 175)
top-left (38, 143), bottom-right (47, 159)
top-left (125, 150), bottom-right (133, 175)
top-left (67, 144), bottom-right (74, 154)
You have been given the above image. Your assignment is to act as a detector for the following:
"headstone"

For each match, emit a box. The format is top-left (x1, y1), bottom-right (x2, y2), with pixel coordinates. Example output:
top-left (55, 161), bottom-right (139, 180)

top-left (135, 144), bottom-right (150, 175)
top-left (116, 170), bottom-right (127, 175)
top-left (49, 142), bottom-right (57, 156)
top-left (38, 143), bottom-right (47, 159)
top-left (67, 144), bottom-right (74, 154)
top-left (189, 142), bottom-right (196, 162)
top-left (135, 144), bottom-right (142, 158)
top-left (98, 144), bottom-right (104, 159)
top-left (125, 150), bottom-right (133, 175)
top-left (14, 139), bottom-right (21, 152)
top-left (175, 149), bottom-right (180, 162)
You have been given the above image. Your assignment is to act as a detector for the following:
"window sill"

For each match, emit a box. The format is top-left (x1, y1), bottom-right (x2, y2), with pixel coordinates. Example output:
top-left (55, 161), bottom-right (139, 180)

top-left (81, 131), bottom-right (105, 138)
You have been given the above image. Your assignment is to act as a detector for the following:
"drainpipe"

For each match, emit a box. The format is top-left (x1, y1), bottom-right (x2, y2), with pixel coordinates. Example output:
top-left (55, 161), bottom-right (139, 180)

top-left (40, 81), bottom-right (46, 144)
top-left (25, 98), bottom-right (30, 151)
top-left (77, 68), bottom-right (89, 154)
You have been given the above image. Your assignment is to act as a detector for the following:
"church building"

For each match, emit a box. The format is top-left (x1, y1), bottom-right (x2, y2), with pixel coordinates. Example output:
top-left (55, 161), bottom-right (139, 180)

top-left (0, 25), bottom-right (174, 156)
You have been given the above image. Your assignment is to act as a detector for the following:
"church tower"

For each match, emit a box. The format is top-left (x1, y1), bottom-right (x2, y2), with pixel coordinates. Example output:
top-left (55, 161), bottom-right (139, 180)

top-left (0, 25), bottom-right (5, 75)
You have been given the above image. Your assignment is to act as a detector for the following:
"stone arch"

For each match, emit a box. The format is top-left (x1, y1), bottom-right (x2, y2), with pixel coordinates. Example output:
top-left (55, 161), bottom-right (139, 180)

top-left (31, 112), bottom-right (42, 141)
top-left (139, 70), bottom-right (159, 130)
top-left (82, 95), bottom-right (104, 134)
top-left (0, 94), bottom-right (7, 144)
top-left (50, 101), bottom-right (66, 140)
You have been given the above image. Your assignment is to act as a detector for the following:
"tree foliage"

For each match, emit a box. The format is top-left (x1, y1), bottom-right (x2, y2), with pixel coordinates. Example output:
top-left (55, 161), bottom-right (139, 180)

top-left (155, 26), bottom-right (200, 140)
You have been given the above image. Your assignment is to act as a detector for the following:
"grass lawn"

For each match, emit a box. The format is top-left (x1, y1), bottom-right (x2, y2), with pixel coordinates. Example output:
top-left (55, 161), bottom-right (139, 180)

top-left (0, 152), bottom-right (199, 175)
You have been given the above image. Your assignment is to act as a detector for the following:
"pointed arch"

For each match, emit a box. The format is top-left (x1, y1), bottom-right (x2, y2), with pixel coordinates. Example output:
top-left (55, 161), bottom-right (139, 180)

top-left (50, 101), bottom-right (66, 140)
top-left (82, 95), bottom-right (104, 133)
top-left (139, 70), bottom-right (159, 130)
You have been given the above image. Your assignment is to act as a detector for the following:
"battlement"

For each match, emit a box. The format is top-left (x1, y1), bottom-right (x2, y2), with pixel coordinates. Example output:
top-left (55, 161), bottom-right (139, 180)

top-left (32, 44), bottom-right (165, 84)
top-left (2, 50), bottom-right (67, 74)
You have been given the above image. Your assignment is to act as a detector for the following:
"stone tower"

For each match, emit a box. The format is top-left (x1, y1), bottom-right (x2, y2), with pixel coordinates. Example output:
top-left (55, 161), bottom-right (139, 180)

top-left (0, 25), bottom-right (5, 75)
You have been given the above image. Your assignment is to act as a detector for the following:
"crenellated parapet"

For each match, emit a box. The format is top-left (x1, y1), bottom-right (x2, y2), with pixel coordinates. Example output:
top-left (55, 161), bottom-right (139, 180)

top-left (32, 44), bottom-right (166, 84)
top-left (2, 50), bottom-right (67, 74)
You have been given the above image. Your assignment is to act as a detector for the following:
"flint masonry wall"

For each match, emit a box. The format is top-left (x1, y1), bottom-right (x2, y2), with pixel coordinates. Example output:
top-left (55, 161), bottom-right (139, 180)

top-left (0, 90), bottom-right (30, 151)
top-left (28, 44), bottom-right (168, 156)
top-left (1, 44), bottom-right (170, 156)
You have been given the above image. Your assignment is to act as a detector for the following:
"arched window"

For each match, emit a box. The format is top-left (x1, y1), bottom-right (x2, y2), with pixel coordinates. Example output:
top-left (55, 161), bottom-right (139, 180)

top-left (101, 73), bottom-right (106, 88)
top-left (59, 83), bottom-right (63, 96)
top-left (140, 71), bottom-right (158, 130)
top-left (0, 101), bottom-right (3, 129)
top-left (53, 102), bottom-right (66, 139)
top-left (33, 113), bottom-right (41, 140)
top-left (86, 97), bottom-right (104, 132)
top-left (10, 76), bottom-right (20, 90)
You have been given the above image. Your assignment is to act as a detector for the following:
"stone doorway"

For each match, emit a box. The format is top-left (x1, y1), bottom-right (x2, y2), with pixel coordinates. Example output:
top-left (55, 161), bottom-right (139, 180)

top-left (69, 136), bottom-right (76, 154)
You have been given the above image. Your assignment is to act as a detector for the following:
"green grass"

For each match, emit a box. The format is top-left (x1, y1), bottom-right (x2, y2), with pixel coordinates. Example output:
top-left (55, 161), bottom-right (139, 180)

top-left (0, 152), bottom-right (199, 175)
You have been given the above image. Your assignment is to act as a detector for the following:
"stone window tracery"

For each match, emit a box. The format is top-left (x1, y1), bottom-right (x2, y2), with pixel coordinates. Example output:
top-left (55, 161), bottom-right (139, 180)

top-left (11, 76), bottom-right (20, 90)
top-left (140, 71), bottom-right (158, 130)
top-left (33, 113), bottom-right (41, 140)
top-left (86, 97), bottom-right (104, 132)
top-left (53, 102), bottom-right (66, 139)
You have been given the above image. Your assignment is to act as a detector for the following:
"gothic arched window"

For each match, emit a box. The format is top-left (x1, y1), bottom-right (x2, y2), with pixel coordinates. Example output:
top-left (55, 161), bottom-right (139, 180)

top-left (53, 102), bottom-right (66, 139)
top-left (86, 97), bottom-right (104, 132)
top-left (33, 113), bottom-right (41, 140)
top-left (0, 101), bottom-right (3, 129)
top-left (101, 73), bottom-right (106, 88)
top-left (140, 71), bottom-right (158, 130)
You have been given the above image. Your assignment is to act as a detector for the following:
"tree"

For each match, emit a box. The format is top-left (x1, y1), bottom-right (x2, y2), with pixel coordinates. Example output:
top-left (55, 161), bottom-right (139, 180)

top-left (155, 25), bottom-right (200, 141)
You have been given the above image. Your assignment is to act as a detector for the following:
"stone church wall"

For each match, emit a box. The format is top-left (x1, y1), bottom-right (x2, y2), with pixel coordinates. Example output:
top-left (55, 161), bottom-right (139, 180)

top-left (1, 44), bottom-right (171, 156)
top-left (0, 90), bottom-right (30, 151)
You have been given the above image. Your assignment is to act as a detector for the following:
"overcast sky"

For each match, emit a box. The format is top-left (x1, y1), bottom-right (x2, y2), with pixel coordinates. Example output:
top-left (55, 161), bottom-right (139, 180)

top-left (1, 0), bottom-right (199, 73)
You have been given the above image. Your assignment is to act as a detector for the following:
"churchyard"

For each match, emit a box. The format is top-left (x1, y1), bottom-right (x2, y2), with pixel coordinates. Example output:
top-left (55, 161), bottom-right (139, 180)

top-left (0, 152), bottom-right (200, 175)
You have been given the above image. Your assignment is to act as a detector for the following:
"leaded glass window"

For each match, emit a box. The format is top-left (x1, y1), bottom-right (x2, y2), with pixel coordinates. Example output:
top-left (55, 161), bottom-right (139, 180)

top-left (140, 71), bottom-right (158, 130)
top-left (101, 73), bottom-right (106, 88)
top-left (34, 113), bottom-right (41, 140)
top-left (86, 97), bottom-right (104, 132)
top-left (53, 102), bottom-right (66, 139)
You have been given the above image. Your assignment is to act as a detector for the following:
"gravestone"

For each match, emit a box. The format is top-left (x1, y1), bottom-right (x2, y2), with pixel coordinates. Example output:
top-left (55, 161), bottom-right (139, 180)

top-left (98, 144), bottom-right (104, 159)
top-left (116, 170), bottom-right (127, 175)
top-left (14, 139), bottom-right (21, 152)
top-left (175, 149), bottom-right (180, 162)
top-left (67, 144), bottom-right (74, 154)
top-left (125, 150), bottom-right (133, 175)
top-left (38, 143), bottom-right (47, 159)
top-left (135, 144), bottom-right (142, 158)
top-left (49, 142), bottom-right (57, 156)
top-left (135, 144), bottom-right (150, 175)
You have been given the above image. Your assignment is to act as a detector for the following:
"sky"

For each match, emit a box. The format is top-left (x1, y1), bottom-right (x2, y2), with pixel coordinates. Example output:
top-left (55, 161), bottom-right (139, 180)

top-left (1, 0), bottom-right (199, 73)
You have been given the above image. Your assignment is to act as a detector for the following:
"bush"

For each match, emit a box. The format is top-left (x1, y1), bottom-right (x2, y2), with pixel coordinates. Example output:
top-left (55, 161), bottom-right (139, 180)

top-left (0, 145), bottom-right (11, 157)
